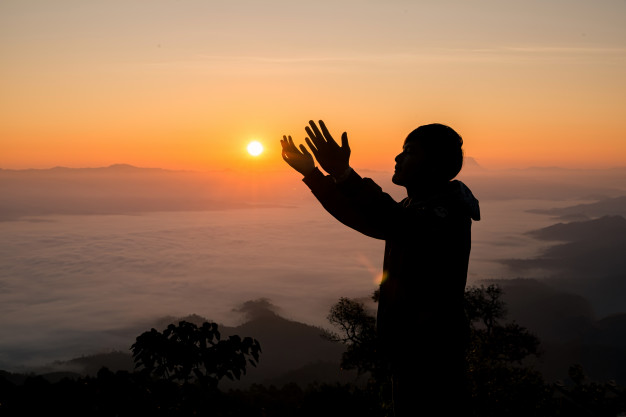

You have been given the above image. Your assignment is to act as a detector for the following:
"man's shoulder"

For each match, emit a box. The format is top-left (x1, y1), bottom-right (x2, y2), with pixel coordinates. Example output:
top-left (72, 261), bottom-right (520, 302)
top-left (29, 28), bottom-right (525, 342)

top-left (403, 197), bottom-right (453, 219)
top-left (403, 194), bottom-right (471, 221)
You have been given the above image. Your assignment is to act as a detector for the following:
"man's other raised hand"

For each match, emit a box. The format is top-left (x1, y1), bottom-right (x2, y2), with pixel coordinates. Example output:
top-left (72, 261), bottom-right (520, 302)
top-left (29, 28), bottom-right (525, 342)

top-left (304, 120), bottom-right (351, 178)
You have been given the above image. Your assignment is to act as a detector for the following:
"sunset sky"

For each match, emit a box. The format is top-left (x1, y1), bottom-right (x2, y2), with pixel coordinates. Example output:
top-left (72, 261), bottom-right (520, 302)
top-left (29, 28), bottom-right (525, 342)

top-left (2, 0), bottom-right (625, 171)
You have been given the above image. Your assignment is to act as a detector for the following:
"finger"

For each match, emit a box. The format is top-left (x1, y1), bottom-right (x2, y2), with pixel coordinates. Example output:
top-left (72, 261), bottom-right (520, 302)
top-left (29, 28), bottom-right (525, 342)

top-left (287, 136), bottom-right (301, 154)
top-left (318, 120), bottom-right (338, 147)
top-left (305, 137), bottom-right (320, 159)
top-left (299, 144), bottom-right (312, 157)
top-left (303, 133), bottom-right (318, 152)
top-left (308, 120), bottom-right (325, 143)
top-left (341, 132), bottom-right (350, 151)
top-left (305, 125), bottom-right (326, 151)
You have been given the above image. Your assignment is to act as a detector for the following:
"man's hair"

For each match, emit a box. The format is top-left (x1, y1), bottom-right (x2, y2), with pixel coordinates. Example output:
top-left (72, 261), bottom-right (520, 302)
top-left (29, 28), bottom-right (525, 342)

top-left (405, 123), bottom-right (464, 181)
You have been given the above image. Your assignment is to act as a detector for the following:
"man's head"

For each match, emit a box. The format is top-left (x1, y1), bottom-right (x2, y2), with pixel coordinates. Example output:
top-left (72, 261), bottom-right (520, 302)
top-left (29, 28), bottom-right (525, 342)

top-left (392, 123), bottom-right (464, 187)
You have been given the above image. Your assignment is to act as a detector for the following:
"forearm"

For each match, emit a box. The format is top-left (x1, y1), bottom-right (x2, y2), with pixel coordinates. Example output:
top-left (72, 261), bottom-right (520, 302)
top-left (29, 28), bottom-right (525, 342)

top-left (302, 168), bottom-right (386, 239)
top-left (335, 168), bottom-right (398, 213)
top-left (309, 168), bottom-right (423, 241)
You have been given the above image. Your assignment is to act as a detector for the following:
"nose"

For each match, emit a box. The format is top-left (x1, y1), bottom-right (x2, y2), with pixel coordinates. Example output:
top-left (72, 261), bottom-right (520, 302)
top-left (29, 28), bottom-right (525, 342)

top-left (395, 152), bottom-right (403, 163)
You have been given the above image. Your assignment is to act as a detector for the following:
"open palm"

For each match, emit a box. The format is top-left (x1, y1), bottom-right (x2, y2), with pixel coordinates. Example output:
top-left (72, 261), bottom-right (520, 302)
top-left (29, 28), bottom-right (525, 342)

top-left (304, 120), bottom-right (350, 177)
top-left (280, 135), bottom-right (315, 176)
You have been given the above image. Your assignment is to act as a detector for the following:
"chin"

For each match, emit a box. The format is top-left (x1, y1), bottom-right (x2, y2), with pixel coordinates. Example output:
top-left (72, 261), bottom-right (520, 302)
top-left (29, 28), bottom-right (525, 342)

top-left (392, 173), bottom-right (404, 185)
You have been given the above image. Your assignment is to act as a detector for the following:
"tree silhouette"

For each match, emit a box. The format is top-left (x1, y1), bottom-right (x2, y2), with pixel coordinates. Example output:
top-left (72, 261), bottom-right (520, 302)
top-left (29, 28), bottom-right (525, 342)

top-left (324, 293), bottom-right (392, 414)
top-left (464, 284), bottom-right (541, 363)
top-left (131, 320), bottom-right (261, 389)
top-left (324, 296), bottom-right (380, 376)
top-left (464, 284), bottom-right (507, 335)
top-left (463, 285), bottom-right (547, 416)
top-left (326, 285), bottom-right (552, 415)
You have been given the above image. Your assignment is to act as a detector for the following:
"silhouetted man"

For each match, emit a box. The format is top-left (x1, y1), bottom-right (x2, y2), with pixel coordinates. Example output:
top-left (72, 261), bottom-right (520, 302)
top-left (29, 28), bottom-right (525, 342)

top-left (281, 120), bottom-right (480, 416)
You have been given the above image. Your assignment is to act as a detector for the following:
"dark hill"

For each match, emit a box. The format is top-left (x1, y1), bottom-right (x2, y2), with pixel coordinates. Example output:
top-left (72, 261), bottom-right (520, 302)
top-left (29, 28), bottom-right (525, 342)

top-left (527, 195), bottom-right (626, 220)
top-left (39, 302), bottom-right (352, 388)
top-left (492, 279), bottom-right (596, 342)
top-left (527, 215), bottom-right (626, 242)
top-left (482, 279), bottom-right (626, 384)
top-left (220, 311), bottom-right (351, 387)
top-left (501, 216), bottom-right (626, 281)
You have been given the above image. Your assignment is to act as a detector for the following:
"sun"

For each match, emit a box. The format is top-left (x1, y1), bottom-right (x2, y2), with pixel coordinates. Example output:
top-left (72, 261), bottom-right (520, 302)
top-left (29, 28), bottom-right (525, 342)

top-left (247, 141), bottom-right (264, 156)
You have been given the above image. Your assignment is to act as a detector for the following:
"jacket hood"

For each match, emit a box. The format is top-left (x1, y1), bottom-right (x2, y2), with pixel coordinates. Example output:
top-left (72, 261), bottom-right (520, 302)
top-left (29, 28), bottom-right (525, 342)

top-left (451, 180), bottom-right (481, 221)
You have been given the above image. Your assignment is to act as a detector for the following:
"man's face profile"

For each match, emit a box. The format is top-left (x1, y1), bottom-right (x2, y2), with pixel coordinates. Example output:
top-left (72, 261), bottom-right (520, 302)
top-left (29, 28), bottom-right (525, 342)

top-left (392, 139), bottom-right (427, 186)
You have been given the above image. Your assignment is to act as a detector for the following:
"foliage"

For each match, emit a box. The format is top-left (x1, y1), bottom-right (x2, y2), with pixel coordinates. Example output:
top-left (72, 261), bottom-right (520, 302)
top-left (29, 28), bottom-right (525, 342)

top-left (549, 364), bottom-right (626, 417)
top-left (463, 285), bottom-right (549, 415)
top-left (326, 297), bottom-right (376, 346)
top-left (1, 366), bottom-right (623, 417)
top-left (130, 320), bottom-right (261, 389)
top-left (0, 370), bottom-right (385, 417)
top-left (323, 294), bottom-right (392, 415)
top-left (464, 284), bottom-right (507, 334)
top-left (324, 297), bottom-right (382, 377)
top-left (462, 285), bottom-right (542, 367)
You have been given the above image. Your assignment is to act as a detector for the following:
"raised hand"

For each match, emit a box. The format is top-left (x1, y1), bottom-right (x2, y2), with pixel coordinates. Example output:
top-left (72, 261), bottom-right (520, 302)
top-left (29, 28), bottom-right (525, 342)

top-left (280, 135), bottom-right (315, 176)
top-left (304, 120), bottom-right (351, 178)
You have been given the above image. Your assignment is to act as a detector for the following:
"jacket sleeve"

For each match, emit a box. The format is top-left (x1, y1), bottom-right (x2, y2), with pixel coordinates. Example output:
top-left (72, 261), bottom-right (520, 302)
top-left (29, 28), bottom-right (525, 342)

top-left (302, 167), bottom-right (425, 240)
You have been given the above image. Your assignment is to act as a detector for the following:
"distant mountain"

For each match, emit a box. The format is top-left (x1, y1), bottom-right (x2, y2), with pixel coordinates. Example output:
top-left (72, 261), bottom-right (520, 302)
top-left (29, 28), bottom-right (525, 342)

top-left (480, 278), bottom-right (626, 383)
top-left (528, 214), bottom-right (626, 242)
top-left (500, 216), bottom-right (626, 317)
top-left (502, 216), bottom-right (626, 276)
top-left (1, 164), bottom-right (178, 174)
top-left (40, 300), bottom-right (355, 388)
top-left (489, 279), bottom-right (596, 342)
top-left (0, 164), bottom-right (292, 221)
top-left (461, 157), bottom-right (484, 170)
top-left (220, 311), bottom-right (354, 388)
top-left (527, 195), bottom-right (626, 220)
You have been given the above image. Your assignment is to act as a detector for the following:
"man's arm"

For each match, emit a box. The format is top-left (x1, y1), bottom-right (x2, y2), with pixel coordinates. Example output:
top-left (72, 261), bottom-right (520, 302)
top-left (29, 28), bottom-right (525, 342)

top-left (281, 120), bottom-right (406, 239)
top-left (301, 166), bottom-right (390, 240)
top-left (281, 122), bottom-right (392, 238)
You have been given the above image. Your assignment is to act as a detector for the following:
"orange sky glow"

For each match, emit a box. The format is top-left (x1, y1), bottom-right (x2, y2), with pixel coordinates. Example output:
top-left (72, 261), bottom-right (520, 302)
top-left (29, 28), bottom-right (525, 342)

top-left (2, 1), bottom-right (625, 172)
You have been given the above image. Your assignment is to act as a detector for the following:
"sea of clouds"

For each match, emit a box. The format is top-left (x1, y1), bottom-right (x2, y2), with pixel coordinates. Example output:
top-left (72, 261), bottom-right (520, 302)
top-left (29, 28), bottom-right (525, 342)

top-left (0, 198), bottom-right (570, 370)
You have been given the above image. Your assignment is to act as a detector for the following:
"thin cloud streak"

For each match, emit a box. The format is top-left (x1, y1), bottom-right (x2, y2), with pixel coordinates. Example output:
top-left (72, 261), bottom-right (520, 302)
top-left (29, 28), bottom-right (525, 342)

top-left (145, 45), bottom-right (626, 71)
